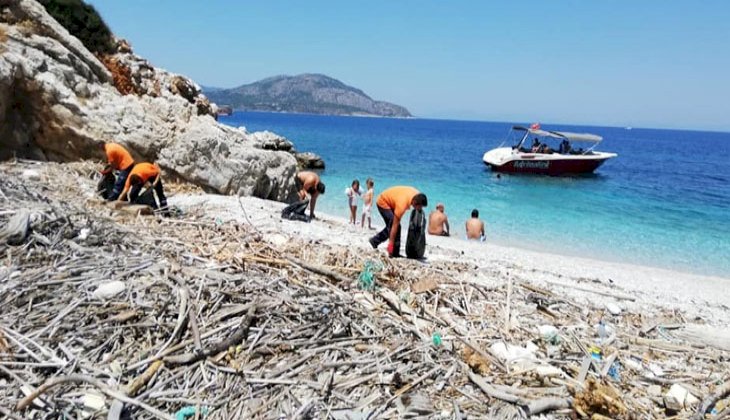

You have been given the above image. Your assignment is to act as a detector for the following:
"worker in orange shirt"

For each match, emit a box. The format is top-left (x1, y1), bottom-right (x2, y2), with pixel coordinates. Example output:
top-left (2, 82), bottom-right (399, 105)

top-left (99, 142), bottom-right (135, 201)
top-left (118, 162), bottom-right (169, 216)
top-left (368, 186), bottom-right (427, 257)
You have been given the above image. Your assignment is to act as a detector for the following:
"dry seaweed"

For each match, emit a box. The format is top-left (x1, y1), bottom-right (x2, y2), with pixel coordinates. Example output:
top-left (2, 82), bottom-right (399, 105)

top-left (0, 160), bottom-right (728, 419)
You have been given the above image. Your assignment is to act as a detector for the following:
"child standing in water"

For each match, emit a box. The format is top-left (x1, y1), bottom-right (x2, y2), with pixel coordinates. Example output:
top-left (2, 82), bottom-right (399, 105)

top-left (361, 178), bottom-right (375, 229)
top-left (345, 179), bottom-right (361, 224)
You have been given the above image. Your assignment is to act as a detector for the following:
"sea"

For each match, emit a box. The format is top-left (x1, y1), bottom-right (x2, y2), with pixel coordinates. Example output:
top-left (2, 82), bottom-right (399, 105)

top-left (219, 112), bottom-right (730, 278)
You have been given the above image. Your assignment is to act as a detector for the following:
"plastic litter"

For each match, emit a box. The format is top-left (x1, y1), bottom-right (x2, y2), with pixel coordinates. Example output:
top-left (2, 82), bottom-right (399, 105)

top-left (647, 362), bottom-right (664, 377)
top-left (589, 345), bottom-right (602, 361)
top-left (77, 228), bottom-right (90, 241)
top-left (358, 260), bottom-right (383, 290)
top-left (21, 169), bottom-right (41, 181)
top-left (607, 361), bottom-right (621, 381)
top-left (665, 383), bottom-right (699, 409)
top-left (81, 393), bottom-right (105, 411)
top-left (534, 365), bottom-right (562, 378)
top-left (605, 302), bottom-right (621, 315)
top-left (491, 341), bottom-right (538, 370)
top-left (432, 332), bottom-right (442, 346)
top-left (175, 406), bottom-right (208, 420)
top-left (92, 281), bottom-right (126, 299)
top-left (537, 325), bottom-right (561, 345)
top-left (595, 320), bottom-right (614, 344)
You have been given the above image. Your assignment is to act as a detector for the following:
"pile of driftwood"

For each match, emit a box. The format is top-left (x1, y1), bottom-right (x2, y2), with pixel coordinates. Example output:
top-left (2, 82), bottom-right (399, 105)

top-left (1, 161), bottom-right (729, 419)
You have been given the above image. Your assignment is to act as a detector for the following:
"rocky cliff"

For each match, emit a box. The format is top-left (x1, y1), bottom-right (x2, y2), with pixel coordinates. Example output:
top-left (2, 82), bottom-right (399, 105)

top-left (205, 73), bottom-right (412, 117)
top-left (0, 0), bottom-right (299, 201)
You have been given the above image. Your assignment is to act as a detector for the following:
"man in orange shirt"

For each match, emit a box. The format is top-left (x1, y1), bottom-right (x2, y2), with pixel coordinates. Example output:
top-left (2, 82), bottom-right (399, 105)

top-left (99, 142), bottom-right (135, 201)
top-left (369, 186), bottom-right (428, 257)
top-left (118, 162), bottom-right (169, 215)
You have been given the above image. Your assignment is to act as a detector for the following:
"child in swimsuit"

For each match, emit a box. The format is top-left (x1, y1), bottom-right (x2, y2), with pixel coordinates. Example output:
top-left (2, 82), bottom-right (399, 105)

top-left (360, 178), bottom-right (374, 229)
top-left (345, 179), bottom-right (361, 224)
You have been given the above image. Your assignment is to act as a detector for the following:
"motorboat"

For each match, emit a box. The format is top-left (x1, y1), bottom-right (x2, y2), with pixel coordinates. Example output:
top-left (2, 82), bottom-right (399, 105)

top-left (482, 124), bottom-right (617, 175)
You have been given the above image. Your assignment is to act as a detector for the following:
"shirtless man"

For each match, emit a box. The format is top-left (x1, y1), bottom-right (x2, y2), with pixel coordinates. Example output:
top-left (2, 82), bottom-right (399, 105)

top-left (465, 209), bottom-right (486, 241)
top-left (296, 171), bottom-right (325, 219)
top-left (427, 203), bottom-right (450, 236)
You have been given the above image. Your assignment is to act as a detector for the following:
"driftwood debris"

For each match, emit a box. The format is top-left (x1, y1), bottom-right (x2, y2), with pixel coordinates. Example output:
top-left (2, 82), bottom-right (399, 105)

top-left (0, 161), bottom-right (728, 419)
top-left (0, 210), bottom-right (30, 245)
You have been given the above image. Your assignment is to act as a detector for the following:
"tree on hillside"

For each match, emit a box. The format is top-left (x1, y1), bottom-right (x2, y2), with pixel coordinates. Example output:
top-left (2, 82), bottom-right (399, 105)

top-left (39, 0), bottom-right (114, 55)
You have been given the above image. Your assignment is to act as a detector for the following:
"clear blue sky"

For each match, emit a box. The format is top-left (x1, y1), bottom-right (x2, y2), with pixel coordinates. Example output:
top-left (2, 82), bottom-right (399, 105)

top-left (87, 1), bottom-right (730, 131)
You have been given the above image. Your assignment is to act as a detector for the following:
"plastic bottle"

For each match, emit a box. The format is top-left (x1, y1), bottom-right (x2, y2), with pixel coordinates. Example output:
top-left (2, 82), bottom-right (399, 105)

top-left (597, 319), bottom-right (608, 344)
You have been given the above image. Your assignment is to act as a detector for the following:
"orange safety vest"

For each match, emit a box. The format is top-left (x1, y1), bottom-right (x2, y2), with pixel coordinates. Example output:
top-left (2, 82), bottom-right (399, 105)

top-left (105, 143), bottom-right (134, 171)
top-left (376, 186), bottom-right (419, 219)
top-left (120, 163), bottom-right (161, 199)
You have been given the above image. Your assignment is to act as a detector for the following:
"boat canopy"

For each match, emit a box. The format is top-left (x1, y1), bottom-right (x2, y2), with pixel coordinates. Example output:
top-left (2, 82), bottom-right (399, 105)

top-left (513, 126), bottom-right (603, 143)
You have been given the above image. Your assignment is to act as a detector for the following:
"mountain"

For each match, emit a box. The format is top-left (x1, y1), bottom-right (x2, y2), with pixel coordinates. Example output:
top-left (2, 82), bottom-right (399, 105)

top-left (204, 74), bottom-right (412, 117)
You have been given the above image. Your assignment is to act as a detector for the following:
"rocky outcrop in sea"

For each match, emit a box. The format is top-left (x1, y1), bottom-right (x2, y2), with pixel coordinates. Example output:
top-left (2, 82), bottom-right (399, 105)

top-left (0, 0), bottom-right (299, 201)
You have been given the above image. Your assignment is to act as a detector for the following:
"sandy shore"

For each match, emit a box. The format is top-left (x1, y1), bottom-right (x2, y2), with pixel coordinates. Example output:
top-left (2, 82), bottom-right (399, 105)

top-left (170, 193), bottom-right (730, 325)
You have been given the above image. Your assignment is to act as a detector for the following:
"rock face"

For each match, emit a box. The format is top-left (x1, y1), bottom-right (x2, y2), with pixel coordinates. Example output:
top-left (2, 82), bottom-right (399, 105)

top-left (295, 152), bottom-right (325, 170)
top-left (0, 0), bottom-right (298, 202)
top-left (205, 73), bottom-right (412, 117)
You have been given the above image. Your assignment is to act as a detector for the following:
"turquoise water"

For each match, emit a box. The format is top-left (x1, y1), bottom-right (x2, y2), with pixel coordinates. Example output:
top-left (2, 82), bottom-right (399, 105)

top-left (220, 112), bottom-right (730, 277)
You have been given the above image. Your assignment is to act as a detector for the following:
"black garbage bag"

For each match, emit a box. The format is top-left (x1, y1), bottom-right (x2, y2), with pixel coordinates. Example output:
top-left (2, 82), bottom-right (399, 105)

top-left (281, 199), bottom-right (310, 222)
top-left (405, 209), bottom-right (426, 259)
top-left (97, 172), bottom-right (115, 200)
top-left (135, 187), bottom-right (158, 209)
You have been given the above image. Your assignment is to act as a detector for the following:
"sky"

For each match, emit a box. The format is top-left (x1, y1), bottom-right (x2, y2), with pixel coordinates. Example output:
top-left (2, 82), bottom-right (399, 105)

top-left (87, 1), bottom-right (730, 131)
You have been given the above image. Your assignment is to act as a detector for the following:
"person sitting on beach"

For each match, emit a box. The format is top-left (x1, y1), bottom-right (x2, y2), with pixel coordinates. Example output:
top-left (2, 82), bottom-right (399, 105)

top-left (118, 162), bottom-right (170, 216)
top-left (428, 203), bottom-right (450, 236)
top-left (369, 186), bottom-right (428, 258)
top-left (361, 178), bottom-right (375, 229)
top-left (296, 171), bottom-right (325, 219)
top-left (99, 142), bottom-right (135, 201)
top-left (345, 179), bottom-right (361, 225)
top-left (465, 209), bottom-right (486, 241)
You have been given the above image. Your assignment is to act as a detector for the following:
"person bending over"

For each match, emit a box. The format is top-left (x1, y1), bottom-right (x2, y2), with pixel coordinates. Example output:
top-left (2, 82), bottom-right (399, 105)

top-left (428, 202), bottom-right (450, 236)
top-left (296, 171), bottom-right (326, 219)
top-left (369, 186), bottom-right (427, 257)
top-left (99, 142), bottom-right (135, 201)
top-left (119, 162), bottom-right (169, 216)
top-left (465, 209), bottom-right (486, 241)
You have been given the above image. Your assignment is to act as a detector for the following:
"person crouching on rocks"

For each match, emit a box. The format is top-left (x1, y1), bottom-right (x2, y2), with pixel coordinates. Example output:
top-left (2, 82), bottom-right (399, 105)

top-left (118, 162), bottom-right (169, 216)
top-left (99, 142), bottom-right (135, 201)
top-left (369, 186), bottom-right (427, 258)
top-left (296, 171), bottom-right (325, 219)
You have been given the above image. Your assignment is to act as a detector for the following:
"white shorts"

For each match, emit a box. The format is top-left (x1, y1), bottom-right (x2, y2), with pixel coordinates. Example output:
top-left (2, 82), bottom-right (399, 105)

top-left (362, 204), bottom-right (371, 217)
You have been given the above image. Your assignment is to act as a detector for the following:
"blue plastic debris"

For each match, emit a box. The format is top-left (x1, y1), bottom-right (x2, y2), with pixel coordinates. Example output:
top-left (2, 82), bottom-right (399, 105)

top-left (358, 260), bottom-right (384, 290)
top-left (175, 406), bottom-right (208, 420)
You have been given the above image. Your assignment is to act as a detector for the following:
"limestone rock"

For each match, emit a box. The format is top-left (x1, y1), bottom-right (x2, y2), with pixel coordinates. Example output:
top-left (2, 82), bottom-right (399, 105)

top-left (158, 123), bottom-right (298, 201)
top-left (250, 130), bottom-right (295, 151)
top-left (0, 0), bottom-right (297, 202)
top-left (295, 152), bottom-right (325, 170)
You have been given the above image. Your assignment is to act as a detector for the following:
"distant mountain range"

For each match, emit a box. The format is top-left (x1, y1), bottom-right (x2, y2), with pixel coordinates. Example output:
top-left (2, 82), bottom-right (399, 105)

top-left (203, 74), bottom-right (411, 118)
